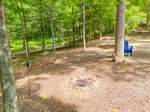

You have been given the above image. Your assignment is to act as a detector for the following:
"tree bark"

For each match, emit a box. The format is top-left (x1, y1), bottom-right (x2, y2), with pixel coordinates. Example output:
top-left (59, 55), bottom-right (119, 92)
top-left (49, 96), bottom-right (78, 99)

top-left (147, 0), bottom-right (150, 29)
top-left (99, 0), bottom-right (103, 40)
top-left (50, 8), bottom-right (55, 53)
top-left (72, 7), bottom-right (75, 46)
top-left (40, 0), bottom-right (45, 51)
top-left (114, 0), bottom-right (126, 63)
top-left (20, 0), bottom-right (30, 57)
top-left (82, 0), bottom-right (86, 51)
top-left (89, 15), bottom-right (92, 42)
top-left (41, 10), bottom-right (45, 51)
top-left (0, 1), bottom-right (19, 112)
top-left (17, 3), bottom-right (25, 49)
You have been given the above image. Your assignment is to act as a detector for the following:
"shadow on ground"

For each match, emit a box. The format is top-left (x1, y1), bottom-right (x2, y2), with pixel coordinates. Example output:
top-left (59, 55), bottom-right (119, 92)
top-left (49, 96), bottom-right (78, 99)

top-left (13, 48), bottom-right (113, 80)
top-left (90, 61), bottom-right (150, 82)
top-left (19, 96), bottom-right (77, 112)
top-left (132, 49), bottom-right (150, 61)
top-left (111, 62), bottom-right (150, 82)
top-left (18, 83), bottom-right (77, 112)
top-left (14, 44), bottom-right (150, 83)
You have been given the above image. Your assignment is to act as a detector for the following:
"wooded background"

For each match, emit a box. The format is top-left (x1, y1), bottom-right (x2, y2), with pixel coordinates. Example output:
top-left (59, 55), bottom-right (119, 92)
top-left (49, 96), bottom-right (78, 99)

top-left (3, 0), bottom-right (148, 53)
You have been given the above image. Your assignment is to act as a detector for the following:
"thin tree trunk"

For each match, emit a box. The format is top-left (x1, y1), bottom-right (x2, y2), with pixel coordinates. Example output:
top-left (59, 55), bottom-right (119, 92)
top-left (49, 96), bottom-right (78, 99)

top-left (78, 21), bottom-right (81, 41)
top-left (99, 0), bottom-right (103, 40)
top-left (18, 3), bottom-right (25, 49)
top-left (61, 7), bottom-right (64, 40)
top-left (147, 14), bottom-right (149, 29)
top-left (147, 0), bottom-right (150, 29)
top-left (20, 0), bottom-right (29, 57)
top-left (61, 28), bottom-right (64, 39)
top-left (82, 0), bottom-right (86, 51)
top-left (50, 8), bottom-right (55, 53)
top-left (0, 1), bottom-right (19, 111)
top-left (89, 15), bottom-right (92, 42)
top-left (72, 7), bottom-right (75, 46)
top-left (40, 1), bottom-right (45, 51)
top-left (114, 0), bottom-right (126, 63)
top-left (51, 18), bottom-right (55, 53)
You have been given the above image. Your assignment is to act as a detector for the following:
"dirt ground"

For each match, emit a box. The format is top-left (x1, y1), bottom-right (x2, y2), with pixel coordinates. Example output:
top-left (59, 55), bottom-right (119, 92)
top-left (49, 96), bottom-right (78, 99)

top-left (1, 35), bottom-right (150, 112)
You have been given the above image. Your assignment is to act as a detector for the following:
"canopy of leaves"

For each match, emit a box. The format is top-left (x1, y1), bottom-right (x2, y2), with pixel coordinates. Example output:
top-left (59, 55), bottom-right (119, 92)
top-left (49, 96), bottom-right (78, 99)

top-left (4, 0), bottom-right (148, 42)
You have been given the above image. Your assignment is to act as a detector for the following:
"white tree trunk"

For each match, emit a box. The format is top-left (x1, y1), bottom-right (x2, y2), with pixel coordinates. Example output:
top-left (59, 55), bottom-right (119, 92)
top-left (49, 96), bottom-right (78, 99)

top-left (114, 0), bottom-right (126, 63)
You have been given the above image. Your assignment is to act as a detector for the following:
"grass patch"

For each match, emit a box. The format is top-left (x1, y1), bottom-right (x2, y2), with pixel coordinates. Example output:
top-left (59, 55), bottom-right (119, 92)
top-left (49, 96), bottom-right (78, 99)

top-left (10, 37), bottom-right (72, 53)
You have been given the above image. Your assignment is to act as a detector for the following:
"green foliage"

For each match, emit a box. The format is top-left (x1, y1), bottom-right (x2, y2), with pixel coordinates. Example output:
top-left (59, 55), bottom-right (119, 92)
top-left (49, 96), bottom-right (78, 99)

top-left (126, 0), bottom-right (147, 33)
top-left (4, 0), bottom-right (148, 52)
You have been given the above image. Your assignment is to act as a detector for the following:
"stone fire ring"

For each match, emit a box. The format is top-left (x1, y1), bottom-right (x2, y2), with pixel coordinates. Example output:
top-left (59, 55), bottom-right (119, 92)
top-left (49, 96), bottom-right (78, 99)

top-left (70, 76), bottom-right (98, 90)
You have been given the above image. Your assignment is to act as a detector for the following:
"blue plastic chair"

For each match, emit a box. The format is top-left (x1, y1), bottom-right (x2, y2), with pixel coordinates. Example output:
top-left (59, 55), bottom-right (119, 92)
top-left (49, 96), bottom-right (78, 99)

top-left (124, 39), bottom-right (133, 56)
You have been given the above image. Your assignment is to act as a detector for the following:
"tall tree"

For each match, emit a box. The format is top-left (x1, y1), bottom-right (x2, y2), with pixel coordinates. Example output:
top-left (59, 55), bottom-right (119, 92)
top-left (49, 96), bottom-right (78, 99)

top-left (0, 0), bottom-right (19, 111)
top-left (71, 1), bottom-right (76, 46)
top-left (20, 0), bottom-right (30, 57)
top-left (114, 0), bottom-right (126, 63)
top-left (44, 0), bottom-right (56, 53)
top-left (50, 6), bottom-right (56, 53)
top-left (82, 0), bottom-right (86, 51)
top-left (40, 0), bottom-right (45, 51)
top-left (147, 0), bottom-right (150, 29)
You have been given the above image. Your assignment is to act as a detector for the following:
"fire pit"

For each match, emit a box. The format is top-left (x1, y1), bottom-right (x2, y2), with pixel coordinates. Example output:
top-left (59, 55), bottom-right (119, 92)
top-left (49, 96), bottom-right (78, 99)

top-left (70, 76), bottom-right (98, 90)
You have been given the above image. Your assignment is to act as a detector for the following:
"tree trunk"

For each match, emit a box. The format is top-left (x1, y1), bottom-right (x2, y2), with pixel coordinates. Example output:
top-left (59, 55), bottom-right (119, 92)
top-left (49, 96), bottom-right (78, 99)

top-left (20, 0), bottom-right (30, 57)
top-left (17, 3), bottom-right (25, 49)
top-left (147, 0), bottom-right (150, 29)
top-left (50, 9), bottom-right (55, 53)
top-left (72, 7), bottom-right (75, 46)
top-left (40, 0), bottom-right (45, 51)
top-left (89, 15), bottom-right (92, 42)
top-left (77, 21), bottom-right (81, 41)
top-left (61, 28), bottom-right (64, 39)
top-left (0, 1), bottom-right (19, 112)
top-left (114, 0), bottom-right (126, 63)
top-left (41, 10), bottom-right (45, 51)
top-left (99, 0), bottom-right (103, 40)
top-left (82, 0), bottom-right (86, 51)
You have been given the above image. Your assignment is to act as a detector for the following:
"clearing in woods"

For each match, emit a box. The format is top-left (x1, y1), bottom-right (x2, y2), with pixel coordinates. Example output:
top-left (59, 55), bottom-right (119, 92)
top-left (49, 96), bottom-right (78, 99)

top-left (0, 35), bottom-right (150, 112)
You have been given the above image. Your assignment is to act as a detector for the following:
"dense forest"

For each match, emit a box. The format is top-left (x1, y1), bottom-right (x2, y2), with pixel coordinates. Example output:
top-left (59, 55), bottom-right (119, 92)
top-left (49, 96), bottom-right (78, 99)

top-left (4, 0), bottom-right (148, 53)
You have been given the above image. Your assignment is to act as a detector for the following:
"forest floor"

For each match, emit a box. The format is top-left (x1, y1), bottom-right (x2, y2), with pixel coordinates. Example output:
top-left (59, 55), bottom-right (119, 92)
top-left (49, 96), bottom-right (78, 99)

top-left (1, 35), bottom-right (150, 112)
